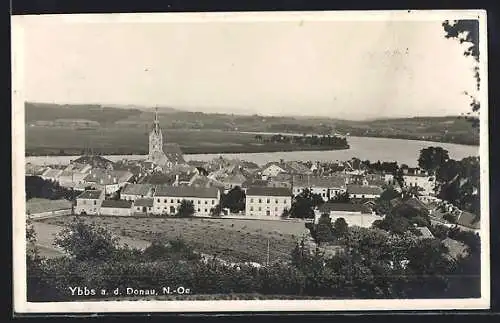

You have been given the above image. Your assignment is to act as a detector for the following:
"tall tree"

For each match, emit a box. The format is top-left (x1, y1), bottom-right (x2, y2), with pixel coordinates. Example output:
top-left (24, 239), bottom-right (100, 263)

top-left (176, 200), bottom-right (195, 218)
top-left (442, 20), bottom-right (480, 127)
top-left (418, 147), bottom-right (450, 174)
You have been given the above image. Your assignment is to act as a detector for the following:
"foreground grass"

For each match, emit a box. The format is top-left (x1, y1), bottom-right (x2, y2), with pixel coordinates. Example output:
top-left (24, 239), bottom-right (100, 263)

top-left (39, 216), bottom-right (307, 264)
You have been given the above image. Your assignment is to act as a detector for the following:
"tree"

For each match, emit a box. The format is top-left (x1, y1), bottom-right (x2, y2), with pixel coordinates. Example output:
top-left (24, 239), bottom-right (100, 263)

top-left (442, 20), bottom-right (480, 127)
top-left (333, 218), bottom-right (348, 238)
top-left (281, 208), bottom-right (290, 218)
top-left (176, 200), bottom-right (195, 218)
top-left (210, 204), bottom-right (222, 216)
top-left (418, 147), bottom-right (450, 174)
top-left (289, 189), bottom-right (317, 219)
top-left (314, 213), bottom-right (334, 245)
top-left (54, 218), bottom-right (119, 261)
top-left (221, 186), bottom-right (246, 213)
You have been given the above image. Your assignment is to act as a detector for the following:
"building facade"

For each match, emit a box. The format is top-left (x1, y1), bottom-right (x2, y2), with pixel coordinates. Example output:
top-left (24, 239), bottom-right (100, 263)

top-left (74, 190), bottom-right (105, 215)
top-left (245, 187), bottom-right (292, 217)
top-left (152, 185), bottom-right (220, 216)
top-left (99, 200), bottom-right (134, 216)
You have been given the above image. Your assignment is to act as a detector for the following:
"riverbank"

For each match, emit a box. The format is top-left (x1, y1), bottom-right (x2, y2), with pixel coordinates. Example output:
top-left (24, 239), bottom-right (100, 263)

top-left (25, 136), bottom-right (479, 168)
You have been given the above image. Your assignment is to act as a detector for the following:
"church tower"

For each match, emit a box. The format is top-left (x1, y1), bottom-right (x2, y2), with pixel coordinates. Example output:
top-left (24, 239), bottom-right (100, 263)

top-left (148, 107), bottom-right (167, 163)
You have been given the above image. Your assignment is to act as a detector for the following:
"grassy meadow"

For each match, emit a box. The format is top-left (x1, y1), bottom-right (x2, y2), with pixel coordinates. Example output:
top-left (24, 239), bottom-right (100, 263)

top-left (38, 216), bottom-right (308, 264)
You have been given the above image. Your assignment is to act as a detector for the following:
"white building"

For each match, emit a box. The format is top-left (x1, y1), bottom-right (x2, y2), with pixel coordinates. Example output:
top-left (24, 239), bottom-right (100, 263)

top-left (74, 190), bottom-right (105, 215)
top-left (121, 183), bottom-right (154, 201)
top-left (403, 170), bottom-right (436, 196)
top-left (245, 187), bottom-right (292, 218)
top-left (314, 203), bottom-right (381, 228)
top-left (346, 184), bottom-right (383, 199)
top-left (83, 169), bottom-right (133, 195)
top-left (133, 198), bottom-right (154, 215)
top-left (99, 199), bottom-right (134, 216)
top-left (153, 185), bottom-right (221, 216)
top-left (260, 162), bottom-right (289, 178)
top-left (292, 175), bottom-right (347, 201)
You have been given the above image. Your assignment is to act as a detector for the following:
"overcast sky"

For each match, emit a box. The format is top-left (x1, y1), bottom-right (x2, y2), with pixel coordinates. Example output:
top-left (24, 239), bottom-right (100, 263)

top-left (19, 15), bottom-right (478, 120)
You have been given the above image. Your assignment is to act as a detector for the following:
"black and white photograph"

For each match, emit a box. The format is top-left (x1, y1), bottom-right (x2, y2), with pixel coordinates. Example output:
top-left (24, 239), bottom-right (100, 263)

top-left (12, 10), bottom-right (489, 313)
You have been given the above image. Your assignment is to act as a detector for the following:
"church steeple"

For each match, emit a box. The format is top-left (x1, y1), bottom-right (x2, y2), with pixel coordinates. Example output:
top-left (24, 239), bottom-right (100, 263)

top-left (153, 107), bottom-right (160, 134)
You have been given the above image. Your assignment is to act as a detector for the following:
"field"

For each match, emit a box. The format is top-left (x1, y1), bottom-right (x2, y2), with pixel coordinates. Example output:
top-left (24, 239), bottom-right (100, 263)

top-left (27, 198), bottom-right (72, 214)
top-left (38, 216), bottom-right (308, 264)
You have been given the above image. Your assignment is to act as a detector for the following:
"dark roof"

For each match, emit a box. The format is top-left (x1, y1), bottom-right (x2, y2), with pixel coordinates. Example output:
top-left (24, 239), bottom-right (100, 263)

top-left (293, 175), bottom-right (345, 188)
top-left (72, 155), bottom-right (114, 168)
top-left (164, 143), bottom-right (185, 164)
top-left (121, 183), bottom-right (153, 196)
top-left (101, 199), bottom-right (133, 208)
top-left (77, 190), bottom-right (103, 199)
top-left (346, 184), bottom-right (383, 195)
top-left (246, 187), bottom-right (292, 197)
top-left (154, 185), bottom-right (219, 198)
top-left (134, 198), bottom-right (154, 207)
top-left (318, 203), bottom-right (371, 214)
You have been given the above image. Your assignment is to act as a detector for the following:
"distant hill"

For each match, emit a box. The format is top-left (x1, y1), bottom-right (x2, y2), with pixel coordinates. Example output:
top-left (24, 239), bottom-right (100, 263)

top-left (24, 102), bottom-right (479, 146)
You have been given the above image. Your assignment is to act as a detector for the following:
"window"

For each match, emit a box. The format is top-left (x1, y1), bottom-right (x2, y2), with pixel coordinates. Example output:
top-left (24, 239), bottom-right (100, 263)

top-left (251, 198), bottom-right (254, 203)
top-left (198, 200), bottom-right (201, 204)
top-left (283, 199), bottom-right (286, 203)
top-left (204, 209), bottom-right (207, 213)
top-left (267, 199), bottom-right (270, 203)
top-left (275, 207), bottom-right (278, 211)
top-left (259, 199), bottom-right (262, 203)
top-left (197, 208), bottom-right (200, 212)
top-left (82, 200), bottom-right (86, 205)
top-left (275, 199), bottom-right (278, 203)
top-left (164, 199), bottom-right (167, 203)
top-left (157, 199), bottom-right (160, 203)
top-left (177, 199), bottom-right (180, 203)
top-left (250, 206), bottom-right (254, 211)
top-left (93, 200), bottom-right (96, 205)
top-left (205, 200), bottom-right (207, 204)
top-left (258, 207), bottom-right (261, 211)
top-left (171, 199), bottom-right (174, 203)
top-left (212, 200), bottom-right (215, 205)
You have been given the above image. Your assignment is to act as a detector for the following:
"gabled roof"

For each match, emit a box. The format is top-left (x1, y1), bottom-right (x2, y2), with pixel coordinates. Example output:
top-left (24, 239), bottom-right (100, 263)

top-left (154, 185), bottom-right (220, 198)
top-left (133, 198), bottom-right (154, 207)
top-left (293, 175), bottom-right (346, 188)
top-left (242, 179), bottom-right (269, 188)
top-left (246, 187), bottom-right (292, 197)
top-left (101, 199), bottom-right (133, 208)
top-left (77, 190), bottom-right (103, 199)
top-left (318, 203), bottom-right (371, 214)
top-left (346, 184), bottom-right (383, 195)
top-left (121, 183), bottom-right (153, 196)
top-left (414, 226), bottom-right (435, 239)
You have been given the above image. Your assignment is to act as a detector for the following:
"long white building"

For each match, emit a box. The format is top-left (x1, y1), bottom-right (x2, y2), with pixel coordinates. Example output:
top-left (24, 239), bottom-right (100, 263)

top-left (153, 185), bottom-right (221, 216)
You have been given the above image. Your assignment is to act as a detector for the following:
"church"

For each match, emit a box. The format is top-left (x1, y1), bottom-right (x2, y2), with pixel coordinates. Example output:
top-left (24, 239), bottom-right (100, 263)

top-left (147, 107), bottom-right (185, 169)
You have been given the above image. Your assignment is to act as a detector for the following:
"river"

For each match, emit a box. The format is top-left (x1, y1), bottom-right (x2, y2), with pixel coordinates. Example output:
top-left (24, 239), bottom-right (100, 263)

top-left (25, 136), bottom-right (479, 167)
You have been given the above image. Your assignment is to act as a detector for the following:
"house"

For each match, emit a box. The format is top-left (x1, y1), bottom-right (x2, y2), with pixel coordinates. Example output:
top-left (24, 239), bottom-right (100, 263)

top-left (292, 175), bottom-right (347, 201)
top-left (245, 187), bottom-right (292, 218)
top-left (133, 198), bottom-right (154, 215)
top-left (260, 162), bottom-right (289, 178)
top-left (218, 173), bottom-right (247, 192)
top-left (189, 174), bottom-right (225, 189)
top-left (74, 190), bottom-right (105, 215)
top-left (121, 183), bottom-right (154, 201)
top-left (40, 168), bottom-right (64, 182)
top-left (71, 154), bottom-right (115, 169)
top-left (414, 226), bottom-right (435, 239)
top-left (83, 169), bottom-right (134, 195)
top-left (241, 178), bottom-right (269, 193)
top-left (99, 199), bottom-right (134, 216)
top-left (346, 184), bottom-right (383, 200)
top-left (314, 203), bottom-right (379, 228)
top-left (402, 168), bottom-right (436, 195)
top-left (57, 163), bottom-right (93, 188)
top-left (268, 173), bottom-right (293, 189)
top-left (153, 185), bottom-right (221, 216)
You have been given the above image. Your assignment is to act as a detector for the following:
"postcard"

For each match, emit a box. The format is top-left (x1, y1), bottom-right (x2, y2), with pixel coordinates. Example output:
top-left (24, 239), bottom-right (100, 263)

top-left (12, 10), bottom-right (489, 314)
